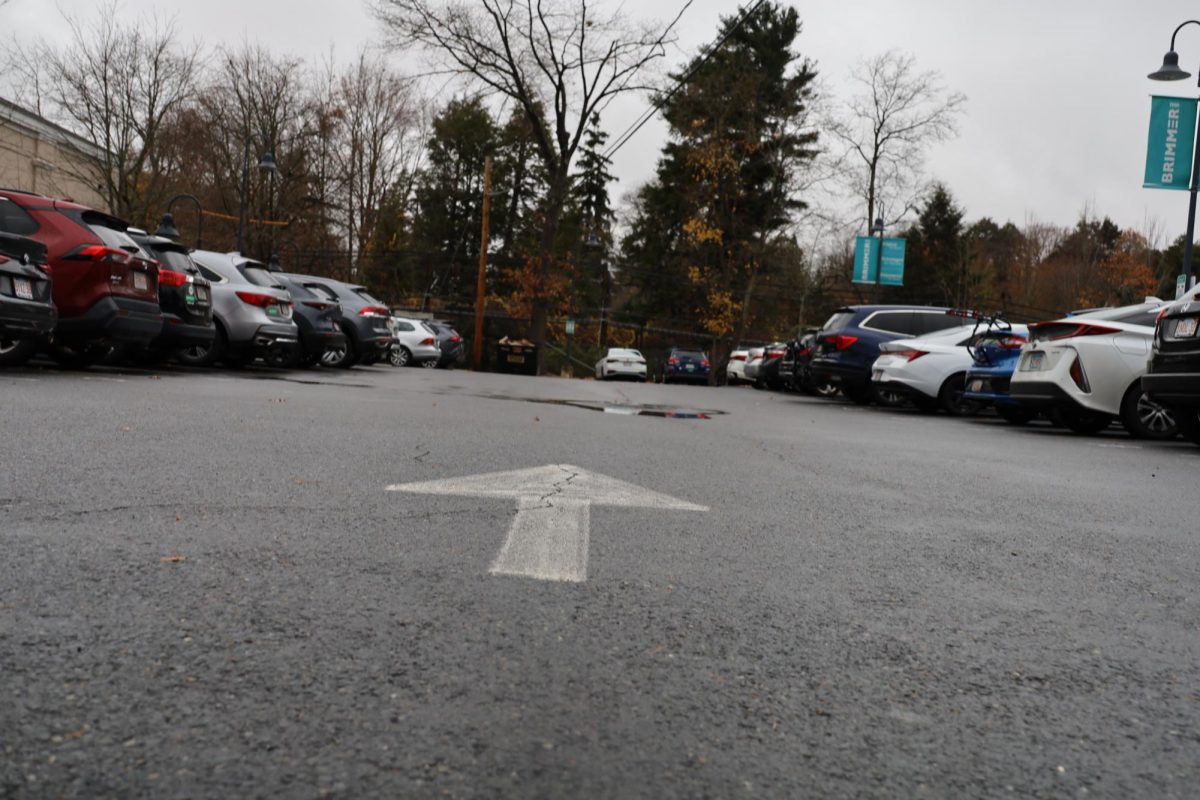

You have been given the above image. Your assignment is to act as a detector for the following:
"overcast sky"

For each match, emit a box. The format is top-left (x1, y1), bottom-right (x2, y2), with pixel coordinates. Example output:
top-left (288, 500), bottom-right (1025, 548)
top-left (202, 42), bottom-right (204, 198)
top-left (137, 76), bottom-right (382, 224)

top-left (7, 0), bottom-right (1200, 245)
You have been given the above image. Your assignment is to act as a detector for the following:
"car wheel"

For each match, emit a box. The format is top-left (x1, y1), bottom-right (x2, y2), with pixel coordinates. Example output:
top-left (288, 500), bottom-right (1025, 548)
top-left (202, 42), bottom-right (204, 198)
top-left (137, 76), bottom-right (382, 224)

top-left (1171, 406), bottom-right (1200, 445)
top-left (874, 387), bottom-right (908, 407)
top-left (1056, 406), bottom-right (1113, 435)
top-left (937, 373), bottom-right (981, 416)
top-left (0, 337), bottom-right (38, 367)
top-left (996, 405), bottom-right (1037, 425)
top-left (390, 346), bottom-right (412, 367)
top-left (813, 381), bottom-right (839, 397)
top-left (50, 342), bottom-right (111, 369)
top-left (177, 323), bottom-right (225, 367)
top-left (1120, 385), bottom-right (1178, 440)
top-left (421, 358), bottom-right (438, 369)
top-left (322, 333), bottom-right (358, 369)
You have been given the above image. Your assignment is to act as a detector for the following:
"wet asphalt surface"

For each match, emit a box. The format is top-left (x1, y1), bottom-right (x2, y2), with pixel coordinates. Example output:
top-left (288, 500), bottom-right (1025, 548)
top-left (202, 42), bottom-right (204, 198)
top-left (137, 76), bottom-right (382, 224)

top-left (2, 362), bottom-right (1199, 798)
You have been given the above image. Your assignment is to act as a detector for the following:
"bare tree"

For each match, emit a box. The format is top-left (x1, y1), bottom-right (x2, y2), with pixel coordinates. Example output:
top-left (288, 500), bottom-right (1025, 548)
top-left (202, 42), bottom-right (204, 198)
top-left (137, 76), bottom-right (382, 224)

top-left (25, 4), bottom-right (200, 223)
top-left (825, 50), bottom-right (965, 233)
top-left (372, 0), bottom-right (688, 366)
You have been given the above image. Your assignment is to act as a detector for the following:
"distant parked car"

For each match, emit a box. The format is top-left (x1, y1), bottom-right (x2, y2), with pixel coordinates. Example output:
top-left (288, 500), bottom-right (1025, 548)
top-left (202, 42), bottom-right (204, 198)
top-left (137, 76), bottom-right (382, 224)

top-left (726, 348), bottom-right (750, 384)
top-left (280, 274), bottom-right (392, 368)
top-left (809, 305), bottom-right (965, 404)
top-left (187, 251), bottom-right (298, 367)
top-left (0, 231), bottom-right (55, 367)
top-left (268, 271), bottom-right (346, 367)
top-left (783, 332), bottom-right (835, 395)
top-left (595, 347), bottom-right (646, 381)
top-left (426, 319), bottom-right (465, 368)
top-left (871, 323), bottom-right (1009, 415)
top-left (1143, 285), bottom-right (1200, 444)
top-left (127, 230), bottom-right (215, 363)
top-left (388, 316), bottom-right (442, 367)
top-left (1011, 300), bottom-right (1175, 438)
top-left (0, 189), bottom-right (161, 367)
top-left (752, 342), bottom-right (789, 390)
top-left (962, 324), bottom-right (1035, 423)
top-left (658, 346), bottom-right (709, 384)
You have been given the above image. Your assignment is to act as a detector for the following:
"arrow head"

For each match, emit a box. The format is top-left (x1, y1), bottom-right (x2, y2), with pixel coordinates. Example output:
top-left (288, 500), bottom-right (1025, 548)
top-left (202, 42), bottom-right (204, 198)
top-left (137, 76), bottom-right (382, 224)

top-left (387, 464), bottom-right (708, 511)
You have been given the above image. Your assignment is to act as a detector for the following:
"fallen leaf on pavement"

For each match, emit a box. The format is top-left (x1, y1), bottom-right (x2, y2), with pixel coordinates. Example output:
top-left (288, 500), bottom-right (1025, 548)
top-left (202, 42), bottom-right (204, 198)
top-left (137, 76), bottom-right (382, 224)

top-left (160, 555), bottom-right (187, 563)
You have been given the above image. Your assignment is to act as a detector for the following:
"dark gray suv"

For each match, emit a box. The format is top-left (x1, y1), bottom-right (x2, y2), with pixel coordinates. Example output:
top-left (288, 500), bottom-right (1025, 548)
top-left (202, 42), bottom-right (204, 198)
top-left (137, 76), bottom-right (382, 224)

top-left (279, 274), bottom-right (392, 368)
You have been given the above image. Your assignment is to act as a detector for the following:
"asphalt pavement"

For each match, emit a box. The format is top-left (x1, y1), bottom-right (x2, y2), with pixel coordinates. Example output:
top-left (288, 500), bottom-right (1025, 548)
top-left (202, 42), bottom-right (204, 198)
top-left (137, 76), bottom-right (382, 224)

top-left (2, 362), bottom-right (1198, 798)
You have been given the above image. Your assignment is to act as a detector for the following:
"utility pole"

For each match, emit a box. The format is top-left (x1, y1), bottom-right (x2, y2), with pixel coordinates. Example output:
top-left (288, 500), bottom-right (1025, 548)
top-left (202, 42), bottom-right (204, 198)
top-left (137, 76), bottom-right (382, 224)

top-left (472, 157), bottom-right (493, 371)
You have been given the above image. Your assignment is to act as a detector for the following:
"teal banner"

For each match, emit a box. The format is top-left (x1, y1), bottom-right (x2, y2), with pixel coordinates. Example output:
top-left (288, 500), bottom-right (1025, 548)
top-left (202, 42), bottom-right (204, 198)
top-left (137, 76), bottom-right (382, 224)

top-left (1144, 95), bottom-right (1197, 191)
top-left (852, 236), bottom-right (906, 286)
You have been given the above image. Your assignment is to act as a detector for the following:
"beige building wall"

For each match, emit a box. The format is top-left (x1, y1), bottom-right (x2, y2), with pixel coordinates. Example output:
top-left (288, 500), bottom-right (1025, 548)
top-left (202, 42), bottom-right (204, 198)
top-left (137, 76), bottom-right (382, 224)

top-left (0, 98), bottom-right (108, 211)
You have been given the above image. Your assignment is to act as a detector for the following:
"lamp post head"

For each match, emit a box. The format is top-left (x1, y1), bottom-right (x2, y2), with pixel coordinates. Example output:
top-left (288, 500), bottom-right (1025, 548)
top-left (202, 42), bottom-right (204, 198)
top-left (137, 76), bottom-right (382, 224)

top-left (258, 151), bottom-right (278, 173)
top-left (267, 253), bottom-right (282, 272)
top-left (1149, 50), bottom-right (1191, 81)
top-left (872, 217), bottom-right (884, 235)
top-left (154, 212), bottom-right (180, 240)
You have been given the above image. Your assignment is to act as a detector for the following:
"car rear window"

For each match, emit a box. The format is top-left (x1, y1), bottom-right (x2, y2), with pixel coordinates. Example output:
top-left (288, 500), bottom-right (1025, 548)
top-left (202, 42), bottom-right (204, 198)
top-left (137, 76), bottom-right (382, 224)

top-left (822, 311), bottom-right (855, 331)
top-left (153, 249), bottom-right (195, 273)
top-left (1110, 307), bottom-right (1161, 326)
top-left (239, 265), bottom-right (283, 288)
top-left (674, 350), bottom-right (705, 359)
top-left (0, 198), bottom-right (38, 235)
top-left (86, 220), bottom-right (138, 252)
top-left (305, 283), bottom-right (339, 302)
top-left (864, 311), bottom-right (916, 334)
top-left (915, 313), bottom-right (966, 334)
top-left (354, 288), bottom-right (384, 306)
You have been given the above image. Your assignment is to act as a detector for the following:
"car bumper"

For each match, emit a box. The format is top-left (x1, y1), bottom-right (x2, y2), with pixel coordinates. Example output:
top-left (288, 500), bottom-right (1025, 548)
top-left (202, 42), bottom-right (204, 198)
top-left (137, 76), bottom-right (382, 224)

top-left (0, 296), bottom-right (56, 340)
top-left (963, 372), bottom-right (1017, 405)
top-left (1009, 380), bottom-right (1077, 409)
top-left (157, 314), bottom-right (215, 348)
top-left (1142, 372), bottom-right (1200, 407)
top-left (56, 296), bottom-right (163, 345)
top-left (304, 328), bottom-right (348, 355)
top-left (810, 359), bottom-right (870, 388)
top-left (603, 366), bottom-right (646, 379)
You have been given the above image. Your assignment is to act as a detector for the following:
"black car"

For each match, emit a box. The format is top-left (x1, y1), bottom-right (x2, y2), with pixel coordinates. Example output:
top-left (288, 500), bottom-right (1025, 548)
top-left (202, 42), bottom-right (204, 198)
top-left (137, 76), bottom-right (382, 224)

top-left (1143, 288), bottom-right (1200, 443)
top-left (427, 320), bottom-right (465, 368)
top-left (268, 271), bottom-right (347, 367)
top-left (0, 231), bottom-right (55, 366)
top-left (281, 274), bottom-right (393, 368)
top-left (658, 346), bottom-right (710, 384)
top-left (752, 342), bottom-right (788, 390)
top-left (781, 331), bottom-right (833, 394)
top-left (809, 305), bottom-right (961, 404)
top-left (127, 231), bottom-right (215, 362)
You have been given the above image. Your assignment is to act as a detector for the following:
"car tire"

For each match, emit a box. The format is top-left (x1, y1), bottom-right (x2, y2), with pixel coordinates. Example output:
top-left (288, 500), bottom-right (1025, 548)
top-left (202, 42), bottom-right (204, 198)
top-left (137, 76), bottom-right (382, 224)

top-left (177, 323), bottom-right (225, 367)
top-left (995, 405), bottom-right (1037, 425)
top-left (937, 373), bottom-right (981, 416)
top-left (0, 337), bottom-right (38, 367)
top-left (421, 359), bottom-right (438, 369)
top-left (1056, 406), bottom-right (1113, 435)
top-left (390, 346), bottom-right (412, 367)
top-left (1120, 385), bottom-right (1178, 440)
top-left (1171, 406), bottom-right (1200, 445)
top-left (322, 332), bottom-right (358, 369)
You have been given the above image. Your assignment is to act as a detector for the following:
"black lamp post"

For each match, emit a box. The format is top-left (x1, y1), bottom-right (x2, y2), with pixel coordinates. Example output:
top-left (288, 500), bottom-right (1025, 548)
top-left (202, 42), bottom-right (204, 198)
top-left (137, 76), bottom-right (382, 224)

top-left (236, 143), bottom-right (277, 255)
top-left (869, 216), bottom-right (885, 303)
top-left (155, 193), bottom-right (204, 249)
top-left (1149, 20), bottom-right (1200, 290)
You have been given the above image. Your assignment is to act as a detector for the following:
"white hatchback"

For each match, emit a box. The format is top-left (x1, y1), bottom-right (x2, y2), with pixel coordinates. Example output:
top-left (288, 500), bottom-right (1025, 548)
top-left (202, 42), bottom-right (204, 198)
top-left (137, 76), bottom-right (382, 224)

top-left (871, 324), bottom-right (998, 414)
top-left (388, 316), bottom-right (442, 367)
top-left (595, 347), bottom-right (647, 381)
top-left (1009, 300), bottom-right (1176, 438)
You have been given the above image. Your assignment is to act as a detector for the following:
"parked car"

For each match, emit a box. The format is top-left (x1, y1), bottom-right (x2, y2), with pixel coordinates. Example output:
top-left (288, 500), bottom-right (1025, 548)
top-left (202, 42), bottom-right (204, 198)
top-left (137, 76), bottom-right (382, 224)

top-left (127, 230), bottom-right (215, 363)
top-left (186, 251), bottom-right (298, 367)
top-left (752, 342), bottom-right (789, 390)
top-left (783, 332), bottom-right (836, 395)
top-left (742, 347), bottom-right (765, 383)
top-left (426, 319), bottom-right (465, 368)
top-left (1143, 284), bottom-right (1200, 443)
top-left (1010, 299), bottom-right (1175, 438)
top-left (658, 346), bottom-right (709, 384)
top-left (280, 274), bottom-right (392, 368)
top-left (266, 271), bottom-right (346, 367)
top-left (0, 189), bottom-right (161, 367)
top-left (595, 347), bottom-right (646, 381)
top-left (388, 316), bottom-right (442, 367)
top-left (872, 323), bottom-right (1017, 415)
top-left (0, 231), bottom-right (56, 367)
top-left (726, 348), bottom-right (750, 384)
top-left (962, 324), bottom-right (1035, 423)
top-left (809, 305), bottom-right (964, 404)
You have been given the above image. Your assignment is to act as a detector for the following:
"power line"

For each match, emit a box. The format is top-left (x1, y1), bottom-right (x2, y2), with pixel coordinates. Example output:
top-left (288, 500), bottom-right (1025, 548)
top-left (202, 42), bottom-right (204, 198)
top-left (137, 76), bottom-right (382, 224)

top-left (602, 0), bottom-right (768, 160)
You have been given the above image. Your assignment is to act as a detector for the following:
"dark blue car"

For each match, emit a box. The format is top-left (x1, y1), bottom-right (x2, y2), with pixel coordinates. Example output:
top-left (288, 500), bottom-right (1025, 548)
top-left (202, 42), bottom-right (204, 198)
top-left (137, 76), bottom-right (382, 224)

top-left (809, 305), bottom-right (962, 403)
top-left (963, 324), bottom-right (1033, 423)
top-left (658, 346), bottom-right (710, 384)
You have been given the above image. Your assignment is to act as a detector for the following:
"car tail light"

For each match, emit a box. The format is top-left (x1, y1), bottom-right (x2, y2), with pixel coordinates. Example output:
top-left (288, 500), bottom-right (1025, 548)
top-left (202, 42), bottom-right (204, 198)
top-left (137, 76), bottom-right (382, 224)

top-left (821, 334), bottom-right (858, 351)
top-left (668, 357), bottom-right (679, 365)
top-left (65, 244), bottom-right (130, 264)
top-left (1157, 307), bottom-right (1172, 323)
top-left (158, 268), bottom-right (188, 287)
top-left (420, 337), bottom-right (436, 345)
top-left (731, 354), bottom-right (746, 362)
top-left (701, 358), bottom-right (710, 367)
top-left (236, 291), bottom-right (280, 308)
top-left (893, 349), bottom-right (927, 362)
top-left (1029, 322), bottom-right (1119, 341)
top-left (1069, 355), bottom-right (1091, 392)
top-left (998, 336), bottom-right (1026, 349)
top-left (358, 305), bottom-right (390, 317)
top-left (797, 347), bottom-right (812, 357)
top-left (303, 300), bottom-right (335, 310)
top-left (449, 335), bottom-right (461, 343)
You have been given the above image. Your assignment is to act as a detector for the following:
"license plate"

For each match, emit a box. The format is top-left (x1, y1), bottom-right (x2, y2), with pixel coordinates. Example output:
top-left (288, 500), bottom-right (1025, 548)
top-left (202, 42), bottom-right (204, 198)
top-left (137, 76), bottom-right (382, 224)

top-left (13, 277), bottom-right (32, 299)
top-left (968, 379), bottom-right (984, 392)
top-left (196, 286), bottom-right (209, 303)
top-left (1025, 351), bottom-right (1045, 370)
top-left (686, 364), bottom-right (695, 371)
top-left (507, 354), bottom-right (525, 364)
top-left (133, 272), bottom-right (148, 291)
top-left (1177, 317), bottom-right (1199, 337)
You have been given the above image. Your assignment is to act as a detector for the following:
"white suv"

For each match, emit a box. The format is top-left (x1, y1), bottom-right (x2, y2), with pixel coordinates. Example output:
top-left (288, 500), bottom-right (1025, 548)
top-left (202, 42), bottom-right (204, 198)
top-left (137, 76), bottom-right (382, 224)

top-left (388, 316), bottom-right (442, 367)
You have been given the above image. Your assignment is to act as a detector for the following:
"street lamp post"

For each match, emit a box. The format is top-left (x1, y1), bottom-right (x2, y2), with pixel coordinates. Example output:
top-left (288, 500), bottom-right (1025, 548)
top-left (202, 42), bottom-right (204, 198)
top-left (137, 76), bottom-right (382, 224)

top-left (1149, 20), bottom-right (1200, 289)
top-left (155, 193), bottom-right (204, 249)
top-left (236, 141), bottom-right (277, 255)
top-left (869, 216), bottom-right (885, 303)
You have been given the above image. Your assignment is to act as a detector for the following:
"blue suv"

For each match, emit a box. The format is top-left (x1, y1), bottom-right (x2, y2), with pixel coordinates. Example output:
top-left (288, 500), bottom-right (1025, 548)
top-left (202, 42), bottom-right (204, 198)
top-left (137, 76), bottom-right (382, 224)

top-left (809, 305), bottom-right (962, 403)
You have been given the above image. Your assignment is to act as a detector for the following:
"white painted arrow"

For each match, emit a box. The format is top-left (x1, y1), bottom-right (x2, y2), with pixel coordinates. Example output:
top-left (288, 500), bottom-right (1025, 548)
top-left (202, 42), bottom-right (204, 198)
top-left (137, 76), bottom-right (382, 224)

top-left (386, 464), bottom-right (708, 583)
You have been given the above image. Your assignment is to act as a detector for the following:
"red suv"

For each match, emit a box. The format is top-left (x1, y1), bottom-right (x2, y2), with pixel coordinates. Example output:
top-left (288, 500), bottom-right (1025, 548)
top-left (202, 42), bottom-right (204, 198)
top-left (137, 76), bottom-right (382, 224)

top-left (0, 190), bottom-right (162, 366)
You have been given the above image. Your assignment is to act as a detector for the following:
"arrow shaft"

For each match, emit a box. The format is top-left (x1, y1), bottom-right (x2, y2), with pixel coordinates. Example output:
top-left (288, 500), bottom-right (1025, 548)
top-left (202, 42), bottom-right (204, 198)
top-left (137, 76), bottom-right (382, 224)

top-left (489, 497), bottom-right (590, 583)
